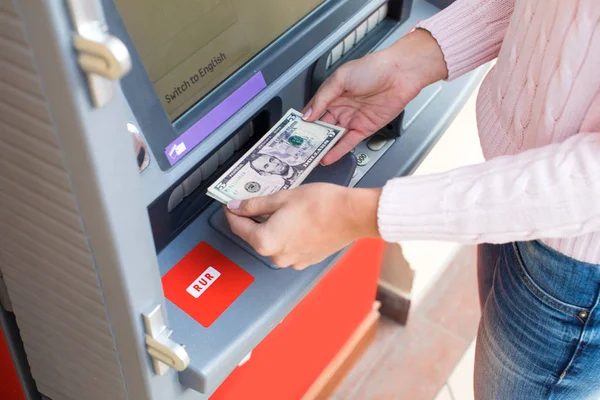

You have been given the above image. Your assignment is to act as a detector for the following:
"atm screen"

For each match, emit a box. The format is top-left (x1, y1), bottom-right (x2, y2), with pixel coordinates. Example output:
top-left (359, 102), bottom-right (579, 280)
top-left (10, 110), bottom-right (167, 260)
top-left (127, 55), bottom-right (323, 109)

top-left (115, 0), bottom-right (325, 121)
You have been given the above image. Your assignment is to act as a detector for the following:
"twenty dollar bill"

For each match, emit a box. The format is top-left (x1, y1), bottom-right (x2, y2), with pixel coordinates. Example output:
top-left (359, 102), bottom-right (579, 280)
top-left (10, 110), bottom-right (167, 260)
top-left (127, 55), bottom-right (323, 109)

top-left (207, 108), bottom-right (345, 204)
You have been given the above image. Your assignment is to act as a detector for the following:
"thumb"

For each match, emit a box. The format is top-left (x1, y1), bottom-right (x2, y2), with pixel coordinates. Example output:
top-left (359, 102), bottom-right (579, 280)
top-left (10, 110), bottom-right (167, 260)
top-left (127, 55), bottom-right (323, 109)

top-left (321, 130), bottom-right (366, 166)
top-left (227, 193), bottom-right (285, 217)
top-left (302, 70), bottom-right (346, 122)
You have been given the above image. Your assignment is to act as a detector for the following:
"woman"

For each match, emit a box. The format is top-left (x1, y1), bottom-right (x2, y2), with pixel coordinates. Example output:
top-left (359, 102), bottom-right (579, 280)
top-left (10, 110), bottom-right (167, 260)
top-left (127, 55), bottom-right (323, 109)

top-left (225, 0), bottom-right (600, 398)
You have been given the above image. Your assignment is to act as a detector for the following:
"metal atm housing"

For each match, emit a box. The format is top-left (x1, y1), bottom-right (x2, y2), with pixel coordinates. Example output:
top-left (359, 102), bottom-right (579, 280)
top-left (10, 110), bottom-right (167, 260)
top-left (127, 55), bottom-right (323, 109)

top-left (0, 0), bottom-right (486, 399)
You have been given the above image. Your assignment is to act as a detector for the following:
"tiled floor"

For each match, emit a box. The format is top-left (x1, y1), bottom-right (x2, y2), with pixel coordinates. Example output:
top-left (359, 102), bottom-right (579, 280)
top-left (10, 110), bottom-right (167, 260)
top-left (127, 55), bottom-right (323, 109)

top-left (332, 246), bottom-right (481, 400)
top-left (440, 340), bottom-right (476, 400)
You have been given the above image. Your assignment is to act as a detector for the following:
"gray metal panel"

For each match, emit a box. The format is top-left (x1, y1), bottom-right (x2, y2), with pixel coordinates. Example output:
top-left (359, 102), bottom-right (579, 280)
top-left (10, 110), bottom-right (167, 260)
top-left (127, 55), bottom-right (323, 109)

top-left (1, 0), bottom-right (198, 399)
top-left (10, 0), bottom-right (207, 398)
top-left (0, 1), bottom-right (127, 399)
top-left (0, 270), bottom-right (10, 311)
top-left (158, 205), bottom-right (343, 394)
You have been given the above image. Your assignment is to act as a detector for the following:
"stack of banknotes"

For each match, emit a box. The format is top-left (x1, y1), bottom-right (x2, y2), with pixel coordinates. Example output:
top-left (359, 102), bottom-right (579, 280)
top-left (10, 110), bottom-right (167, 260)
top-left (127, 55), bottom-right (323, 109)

top-left (207, 109), bottom-right (345, 207)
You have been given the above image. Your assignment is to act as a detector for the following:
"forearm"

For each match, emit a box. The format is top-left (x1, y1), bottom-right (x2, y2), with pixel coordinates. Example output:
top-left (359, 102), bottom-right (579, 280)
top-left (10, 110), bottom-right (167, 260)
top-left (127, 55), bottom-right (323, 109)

top-left (380, 0), bottom-right (517, 91)
top-left (383, 28), bottom-right (448, 91)
top-left (348, 187), bottom-right (382, 239)
top-left (417, 0), bottom-right (516, 80)
top-left (377, 132), bottom-right (600, 244)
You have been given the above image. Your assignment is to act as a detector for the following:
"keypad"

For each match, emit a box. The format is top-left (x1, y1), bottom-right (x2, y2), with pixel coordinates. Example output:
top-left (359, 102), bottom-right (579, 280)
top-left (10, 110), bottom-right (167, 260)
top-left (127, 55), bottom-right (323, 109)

top-left (356, 152), bottom-right (370, 166)
top-left (367, 135), bottom-right (388, 151)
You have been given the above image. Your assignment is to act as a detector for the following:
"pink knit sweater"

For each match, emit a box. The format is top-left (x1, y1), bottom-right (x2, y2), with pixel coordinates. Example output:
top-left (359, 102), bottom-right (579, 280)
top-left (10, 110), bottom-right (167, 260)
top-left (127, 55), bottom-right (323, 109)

top-left (378, 0), bottom-right (600, 264)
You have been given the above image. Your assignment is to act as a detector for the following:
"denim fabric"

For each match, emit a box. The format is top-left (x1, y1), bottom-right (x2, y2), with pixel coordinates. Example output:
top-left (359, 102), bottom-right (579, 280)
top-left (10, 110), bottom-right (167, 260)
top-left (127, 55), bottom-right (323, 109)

top-left (475, 241), bottom-right (600, 399)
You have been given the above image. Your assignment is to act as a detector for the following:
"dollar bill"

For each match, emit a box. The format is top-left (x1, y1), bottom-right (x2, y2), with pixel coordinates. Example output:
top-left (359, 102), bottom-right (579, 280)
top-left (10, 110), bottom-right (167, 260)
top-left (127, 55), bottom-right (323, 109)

top-left (207, 108), bottom-right (345, 205)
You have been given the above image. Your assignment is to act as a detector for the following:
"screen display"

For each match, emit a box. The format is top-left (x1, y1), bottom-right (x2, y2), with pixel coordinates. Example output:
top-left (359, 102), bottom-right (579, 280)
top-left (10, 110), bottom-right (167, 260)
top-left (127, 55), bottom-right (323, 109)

top-left (115, 0), bottom-right (325, 121)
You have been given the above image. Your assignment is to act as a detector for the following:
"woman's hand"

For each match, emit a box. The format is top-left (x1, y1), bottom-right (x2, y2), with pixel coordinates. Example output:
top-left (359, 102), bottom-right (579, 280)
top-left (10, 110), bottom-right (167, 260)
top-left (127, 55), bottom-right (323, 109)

top-left (304, 28), bottom-right (447, 165)
top-left (224, 183), bottom-right (382, 270)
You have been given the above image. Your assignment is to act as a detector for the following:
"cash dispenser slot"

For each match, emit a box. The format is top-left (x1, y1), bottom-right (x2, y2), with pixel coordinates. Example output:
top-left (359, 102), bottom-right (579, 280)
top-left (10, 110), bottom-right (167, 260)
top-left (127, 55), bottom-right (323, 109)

top-left (149, 100), bottom-right (280, 253)
top-left (209, 152), bottom-right (357, 270)
top-left (152, 112), bottom-right (358, 261)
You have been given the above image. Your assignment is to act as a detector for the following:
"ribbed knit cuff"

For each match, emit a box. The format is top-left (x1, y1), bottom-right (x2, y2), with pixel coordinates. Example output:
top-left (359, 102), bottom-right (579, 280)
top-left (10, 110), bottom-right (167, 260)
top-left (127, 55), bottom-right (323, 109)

top-left (417, 0), bottom-right (514, 80)
top-left (377, 174), bottom-right (452, 242)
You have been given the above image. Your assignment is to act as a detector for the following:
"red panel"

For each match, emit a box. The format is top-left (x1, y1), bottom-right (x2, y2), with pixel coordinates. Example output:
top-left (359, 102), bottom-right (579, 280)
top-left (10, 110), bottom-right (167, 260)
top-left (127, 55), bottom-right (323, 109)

top-left (0, 326), bottom-right (26, 400)
top-left (162, 242), bottom-right (254, 327)
top-left (211, 238), bottom-right (384, 400)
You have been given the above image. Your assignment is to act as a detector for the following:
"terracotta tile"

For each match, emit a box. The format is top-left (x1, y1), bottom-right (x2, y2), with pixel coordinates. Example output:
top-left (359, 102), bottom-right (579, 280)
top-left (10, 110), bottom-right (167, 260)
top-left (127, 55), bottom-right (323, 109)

top-left (417, 246), bottom-right (481, 343)
top-left (447, 341), bottom-right (476, 400)
top-left (434, 385), bottom-right (454, 400)
top-left (333, 246), bottom-right (480, 399)
top-left (333, 317), bottom-right (404, 399)
top-left (350, 316), bottom-right (470, 400)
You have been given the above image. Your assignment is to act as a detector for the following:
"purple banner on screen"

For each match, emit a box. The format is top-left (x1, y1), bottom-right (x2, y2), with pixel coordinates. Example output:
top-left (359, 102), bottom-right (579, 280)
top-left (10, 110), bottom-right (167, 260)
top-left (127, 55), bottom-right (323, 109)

top-left (165, 72), bottom-right (268, 166)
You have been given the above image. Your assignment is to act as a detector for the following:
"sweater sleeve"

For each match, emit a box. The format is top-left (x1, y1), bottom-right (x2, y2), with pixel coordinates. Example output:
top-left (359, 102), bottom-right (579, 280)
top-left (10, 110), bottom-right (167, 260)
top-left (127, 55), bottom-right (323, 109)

top-left (377, 132), bottom-right (600, 244)
top-left (416, 0), bottom-right (516, 80)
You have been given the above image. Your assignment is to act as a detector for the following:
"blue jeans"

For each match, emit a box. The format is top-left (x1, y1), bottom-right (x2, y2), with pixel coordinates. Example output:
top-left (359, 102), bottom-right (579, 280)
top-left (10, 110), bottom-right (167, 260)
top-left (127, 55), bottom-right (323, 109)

top-left (475, 241), bottom-right (600, 399)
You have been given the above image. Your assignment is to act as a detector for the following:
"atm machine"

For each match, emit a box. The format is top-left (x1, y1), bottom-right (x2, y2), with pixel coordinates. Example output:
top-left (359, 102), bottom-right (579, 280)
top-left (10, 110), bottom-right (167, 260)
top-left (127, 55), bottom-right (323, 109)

top-left (0, 0), bottom-right (487, 399)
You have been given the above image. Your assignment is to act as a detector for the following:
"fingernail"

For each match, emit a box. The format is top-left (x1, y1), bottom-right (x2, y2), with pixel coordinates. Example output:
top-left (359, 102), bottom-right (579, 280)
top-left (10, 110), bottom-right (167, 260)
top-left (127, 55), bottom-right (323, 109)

top-left (227, 200), bottom-right (241, 210)
top-left (302, 108), bottom-right (312, 120)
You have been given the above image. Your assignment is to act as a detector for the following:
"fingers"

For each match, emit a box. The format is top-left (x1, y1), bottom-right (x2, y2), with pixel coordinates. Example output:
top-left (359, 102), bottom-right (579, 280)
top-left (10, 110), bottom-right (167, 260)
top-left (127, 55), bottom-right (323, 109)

top-left (319, 111), bottom-right (338, 125)
top-left (225, 210), bottom-right (290, 267)
top-left (224, 210), bottom-right (260, 246)
top-left (272, 255), bottom-right (310, 270)
top-left (321, 130), bottom-right (366, 165)
top-left (302, 70), bottom-right (346, 122)
top-left (224, 208), bottom-right (320, 271)
top-left (271, 255), bottom-right (292, 269)
top-left (227, 192), bottom-right (286, 217)
top-left (224, 210), bottom-right (277, 256)
top-left (291, 263), bottom-right (309, 271)
top-left (301, 99), bottom-right (314, 119)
